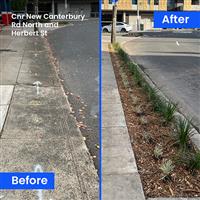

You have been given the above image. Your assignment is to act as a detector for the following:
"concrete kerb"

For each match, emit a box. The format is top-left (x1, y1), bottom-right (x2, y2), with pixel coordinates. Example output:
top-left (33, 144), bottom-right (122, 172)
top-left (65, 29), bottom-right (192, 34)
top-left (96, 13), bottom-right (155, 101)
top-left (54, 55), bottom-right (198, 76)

top-left (44, 36), bottom-right (99, 195)
top-left (120, 43), bottom-right (200, 151)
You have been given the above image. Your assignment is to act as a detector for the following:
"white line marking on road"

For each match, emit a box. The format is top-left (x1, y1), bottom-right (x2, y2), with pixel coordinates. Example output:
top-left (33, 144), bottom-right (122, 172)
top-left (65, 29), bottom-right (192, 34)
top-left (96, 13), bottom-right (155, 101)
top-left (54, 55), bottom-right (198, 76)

top-left (176, 41), bottom-right (180, 46)
top-left (33, 81), bottom-right (42, 95)
top-left (0, 195), bottom-right (4, 199)
top-left (34, 164), bottom-right (43, 200)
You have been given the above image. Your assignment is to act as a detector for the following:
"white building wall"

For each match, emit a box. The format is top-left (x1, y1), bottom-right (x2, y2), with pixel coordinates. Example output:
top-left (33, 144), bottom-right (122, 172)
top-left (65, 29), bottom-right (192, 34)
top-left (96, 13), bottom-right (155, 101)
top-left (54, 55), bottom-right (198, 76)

top-left (128, 14), bottom-right (153, 31)
top-left (57, 2), bottom-right (91, 18)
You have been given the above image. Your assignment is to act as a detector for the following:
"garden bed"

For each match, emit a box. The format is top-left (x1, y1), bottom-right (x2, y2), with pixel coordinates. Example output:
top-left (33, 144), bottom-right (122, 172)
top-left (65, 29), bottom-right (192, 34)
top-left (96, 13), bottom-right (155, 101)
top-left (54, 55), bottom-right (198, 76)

top-left (109, 44), bottom-right (200, 198)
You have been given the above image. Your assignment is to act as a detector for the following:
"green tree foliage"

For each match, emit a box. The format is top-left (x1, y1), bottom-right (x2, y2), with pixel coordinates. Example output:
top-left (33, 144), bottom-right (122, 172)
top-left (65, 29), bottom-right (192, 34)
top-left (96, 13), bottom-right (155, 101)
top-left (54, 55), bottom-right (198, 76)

top-left (11, 0), bottom-right (27, 11)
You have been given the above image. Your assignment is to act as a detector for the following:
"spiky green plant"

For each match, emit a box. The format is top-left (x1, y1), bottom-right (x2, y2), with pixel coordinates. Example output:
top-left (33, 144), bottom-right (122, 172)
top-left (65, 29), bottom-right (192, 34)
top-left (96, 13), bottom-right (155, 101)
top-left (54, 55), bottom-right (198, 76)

top-left (188, 151), bottom-right (200, 171)
top-left (140, 116), bottom-right (148, 125)
top-left (161, 102), bottom-right (177, 123)
top-left (154, 145), bottom-right (163, 159)
top-left (133, 68), bottom-right (143, 86)
top-left (113, 43), bottom-right (120, 50)
top-left (143, 131), bottom-right (154, 144)
top-left (160, 160), bottom-right (175, 180)
top-left (128, 63), bottom-right (137, 75)
top-left (118, 48), bottom-right (129, 63)
top-left (175, 118), bottom-right (194, 152)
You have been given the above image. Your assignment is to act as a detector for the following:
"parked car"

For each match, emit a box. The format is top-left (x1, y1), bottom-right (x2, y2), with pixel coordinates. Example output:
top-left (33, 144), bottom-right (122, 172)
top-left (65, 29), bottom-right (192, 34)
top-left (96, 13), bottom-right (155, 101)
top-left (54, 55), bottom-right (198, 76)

top-left (102, 22), bottom-right (132, 33)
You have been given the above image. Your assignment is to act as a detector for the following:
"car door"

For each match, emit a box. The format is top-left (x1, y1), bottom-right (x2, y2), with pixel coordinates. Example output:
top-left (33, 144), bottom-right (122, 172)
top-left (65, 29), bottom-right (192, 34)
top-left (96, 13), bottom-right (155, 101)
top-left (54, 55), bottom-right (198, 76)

top-left (116, 22), bottom-right (123, 32)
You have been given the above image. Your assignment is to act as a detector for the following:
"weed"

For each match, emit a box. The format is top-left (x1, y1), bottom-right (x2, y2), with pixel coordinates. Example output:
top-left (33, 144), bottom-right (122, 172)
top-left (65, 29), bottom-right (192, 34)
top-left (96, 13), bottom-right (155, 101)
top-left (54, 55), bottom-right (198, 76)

top-left (154, 145), bottom-right (163, 159)
top-left (160, 160), bottom-right (175, 180)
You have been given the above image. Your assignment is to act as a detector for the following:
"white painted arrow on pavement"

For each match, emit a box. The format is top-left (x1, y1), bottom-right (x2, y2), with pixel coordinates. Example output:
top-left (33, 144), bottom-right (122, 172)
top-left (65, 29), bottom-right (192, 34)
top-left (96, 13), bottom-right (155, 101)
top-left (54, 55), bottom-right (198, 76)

top-left (33, 81), bottom-right (42, 95)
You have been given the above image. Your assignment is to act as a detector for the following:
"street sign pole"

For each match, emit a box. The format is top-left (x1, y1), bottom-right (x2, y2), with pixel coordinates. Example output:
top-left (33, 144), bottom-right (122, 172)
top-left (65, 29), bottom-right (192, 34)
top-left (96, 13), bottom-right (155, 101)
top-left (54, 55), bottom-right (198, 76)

top-left (34, 0), bottom-right (39, 32)
top-left (111, 1), bottom-right (117, 44)
top-left (3, 0), bottom-right (9, 25)
top-left (137, 0), bottom-right (140, 31)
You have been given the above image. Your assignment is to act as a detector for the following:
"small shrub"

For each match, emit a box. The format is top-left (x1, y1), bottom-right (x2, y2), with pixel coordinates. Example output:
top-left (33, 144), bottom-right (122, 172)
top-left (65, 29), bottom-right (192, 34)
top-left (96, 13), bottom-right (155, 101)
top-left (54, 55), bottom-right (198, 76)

top-left (140, 116), bottom-right (148, 125)
top-left (161, 102), bottom-right (177, 123)
top-left (175, 118), bottom-right (194, 152)
top-left (128, 63), bottom-right (137, 74)
top-left (154, 145), bottom-right (163, 159)
top-left (134, 105), bottom-right (143, 115)
top-left (145, 86), bottom-right (164, 112)
top-left (113, 42), bottom-right (120, 50)
top-left (188, 151), bottom-right (200, 171)
top-left (118, 48), bottom-right (129, 63)
top-left (160, 160), bottom-right (175, 180)
top-left (143, 131), bottom-right (154, 144)
top-left (183, 151), bottom-right (200, 171)
top-left (133, 68), bottom-right (143, 86)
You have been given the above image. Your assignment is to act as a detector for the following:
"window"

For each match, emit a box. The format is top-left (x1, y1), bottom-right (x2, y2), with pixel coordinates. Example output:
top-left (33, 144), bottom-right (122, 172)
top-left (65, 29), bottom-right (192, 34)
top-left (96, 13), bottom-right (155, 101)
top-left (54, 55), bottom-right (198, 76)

top-left (109, 0), bottom-right (112, 4)
top-left (132, 0), bottom-right (137, 4)
top-left (148, 0), bottom-right (151, 4)
top-left (154, 0), bottom-right (159, 5)
top-left (192, 0), bottom-right (199, 5)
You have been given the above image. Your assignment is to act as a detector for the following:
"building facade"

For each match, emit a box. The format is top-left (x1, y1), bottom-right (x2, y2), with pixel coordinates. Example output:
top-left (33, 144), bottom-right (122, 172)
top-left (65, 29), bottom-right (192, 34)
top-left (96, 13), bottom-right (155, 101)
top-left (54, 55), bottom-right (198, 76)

top-left (102, 0), bottom-right (200, 30)
top-left (27, 0), bottom-right (99, 18)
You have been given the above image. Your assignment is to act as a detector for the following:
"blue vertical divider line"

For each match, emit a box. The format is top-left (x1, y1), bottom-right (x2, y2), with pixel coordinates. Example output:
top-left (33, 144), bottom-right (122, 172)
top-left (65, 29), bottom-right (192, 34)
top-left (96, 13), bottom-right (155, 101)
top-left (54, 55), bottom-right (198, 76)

top-left (99, 0), bottom-right (102, 200)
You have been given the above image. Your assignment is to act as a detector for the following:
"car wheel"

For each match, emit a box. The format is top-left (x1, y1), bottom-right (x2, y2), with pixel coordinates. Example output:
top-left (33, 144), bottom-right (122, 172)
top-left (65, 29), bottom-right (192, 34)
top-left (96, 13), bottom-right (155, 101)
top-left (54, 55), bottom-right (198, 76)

top-left (103, 28), bottom-right (108, 33)
top-left (121, 28), bottom-right (127, 33)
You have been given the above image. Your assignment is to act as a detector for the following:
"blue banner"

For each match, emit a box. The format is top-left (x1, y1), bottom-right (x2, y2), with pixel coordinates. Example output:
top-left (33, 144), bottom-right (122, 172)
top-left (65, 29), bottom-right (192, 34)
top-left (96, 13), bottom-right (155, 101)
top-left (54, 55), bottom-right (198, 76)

top-left (0, 172), bottom-right (55, 190)
top-left (154, 11), bottom-right (200, 28)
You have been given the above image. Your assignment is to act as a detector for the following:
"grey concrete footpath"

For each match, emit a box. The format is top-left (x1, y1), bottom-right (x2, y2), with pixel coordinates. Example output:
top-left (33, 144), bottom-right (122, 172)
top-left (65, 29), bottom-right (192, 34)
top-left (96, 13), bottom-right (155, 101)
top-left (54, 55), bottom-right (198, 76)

top-left (102, 44), bottom-right (145, 200)
top-left (0, 32), bottom-right (98, 199)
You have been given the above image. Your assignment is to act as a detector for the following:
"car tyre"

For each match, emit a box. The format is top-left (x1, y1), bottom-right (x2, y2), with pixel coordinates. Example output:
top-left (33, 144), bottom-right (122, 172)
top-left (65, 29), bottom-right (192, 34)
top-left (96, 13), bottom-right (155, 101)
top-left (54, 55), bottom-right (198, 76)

top-left (103, 28), bottom-right (109, 33)
top-left (121, 28), bottom-right (127, 33)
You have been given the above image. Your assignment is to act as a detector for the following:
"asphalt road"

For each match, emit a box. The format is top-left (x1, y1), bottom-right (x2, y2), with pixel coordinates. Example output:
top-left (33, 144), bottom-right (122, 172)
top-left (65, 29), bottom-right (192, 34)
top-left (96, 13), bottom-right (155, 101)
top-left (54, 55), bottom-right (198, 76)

top-left (123, 30), bottom-right (200, 129)
top-left (48, 19), bottom-right (99, 169)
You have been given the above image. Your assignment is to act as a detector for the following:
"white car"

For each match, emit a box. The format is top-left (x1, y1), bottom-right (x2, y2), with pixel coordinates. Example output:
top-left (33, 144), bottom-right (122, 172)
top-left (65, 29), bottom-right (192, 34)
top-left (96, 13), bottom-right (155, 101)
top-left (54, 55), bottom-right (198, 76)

top-left (102, 22), bottom-right (132, 33)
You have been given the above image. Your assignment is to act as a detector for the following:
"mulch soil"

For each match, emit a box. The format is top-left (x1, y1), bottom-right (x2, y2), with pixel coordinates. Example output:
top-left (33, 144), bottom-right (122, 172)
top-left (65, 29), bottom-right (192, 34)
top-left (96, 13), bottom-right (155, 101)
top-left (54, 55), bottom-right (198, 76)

top-left (109, 48), bottom-right (200, 198)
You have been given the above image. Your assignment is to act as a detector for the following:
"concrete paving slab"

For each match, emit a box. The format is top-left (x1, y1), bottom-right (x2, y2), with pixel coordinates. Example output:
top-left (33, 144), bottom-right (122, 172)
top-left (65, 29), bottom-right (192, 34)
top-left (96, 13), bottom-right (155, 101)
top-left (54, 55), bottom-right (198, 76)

top-left (0, 105), bottom-right (8, 132)
top-left (0, 139), bottom-right (73, 173)
top-left (103, 103), bottom-right (123, 113)
top-left (0, 172), bottom-right (84, 200)
top-left (103, 173), bottom-right (145, 200)
top-left (17, 72), bottom-right (59, 86)
top-left (102, 127), bottom-right (131, 147)
top-left (2, 104), bottom-right (69, 139)
top-left (0, 67), bottom-right (20, 85)
top-left (103, 154), bottom-right (138, 175)
top-left (103, 113), bottom-right (126, 128)
top-left (11, 86), bottom-right (66, 106)
top-left (0, 85), bottom-right (14, 105)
